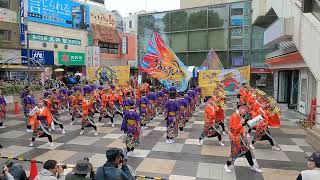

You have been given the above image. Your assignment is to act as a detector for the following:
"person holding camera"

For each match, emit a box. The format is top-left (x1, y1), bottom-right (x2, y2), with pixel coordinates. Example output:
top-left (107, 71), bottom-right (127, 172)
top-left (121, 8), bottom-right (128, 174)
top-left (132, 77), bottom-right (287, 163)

top-left (95, 148), bottom-right (135, 180)
top-left (34, 160), bottom-right (64, 180)
top-left (296, 150), bottom-right (320, 180)
top-left (1, 160), bottom-right (28, 180)
top-left (65, 159), bottom-right (94, 180)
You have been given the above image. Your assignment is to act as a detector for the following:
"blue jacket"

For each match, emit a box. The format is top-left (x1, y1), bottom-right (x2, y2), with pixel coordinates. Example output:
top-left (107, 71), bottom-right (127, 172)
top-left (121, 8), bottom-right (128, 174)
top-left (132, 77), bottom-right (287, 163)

top-left (95, 161), bottom-right (135, 180)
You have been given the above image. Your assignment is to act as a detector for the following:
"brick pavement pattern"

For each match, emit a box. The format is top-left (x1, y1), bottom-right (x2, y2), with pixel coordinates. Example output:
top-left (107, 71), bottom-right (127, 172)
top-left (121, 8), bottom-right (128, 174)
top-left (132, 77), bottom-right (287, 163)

top-left (0, 96), bottom-right (315, 180)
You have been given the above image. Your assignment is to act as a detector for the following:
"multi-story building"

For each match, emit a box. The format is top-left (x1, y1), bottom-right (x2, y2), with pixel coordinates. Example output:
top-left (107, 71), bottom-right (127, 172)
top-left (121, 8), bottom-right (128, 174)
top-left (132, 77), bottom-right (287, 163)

top-left (252, 0), bottom-right (320, 147)
top-left (21, 0), bottom-right (91, 79)
top-left (90, 6), bottom-right (137, 67)
top-left (180, 0), bottom-right (245, 9)
top-left (0, 0), bottom-right (22, 79)
top-left (123, 10), bottom-right (147, 35)
top-left (138, 0), bottom-right (273, 94)
top-left (112, 10), bottom-right (124, 32)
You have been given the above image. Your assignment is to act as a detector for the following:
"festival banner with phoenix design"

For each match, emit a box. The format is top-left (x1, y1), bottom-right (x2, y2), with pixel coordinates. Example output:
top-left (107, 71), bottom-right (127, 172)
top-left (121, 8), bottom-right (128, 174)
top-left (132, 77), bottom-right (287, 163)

top-left (140, 32), bottom-right (192, 92)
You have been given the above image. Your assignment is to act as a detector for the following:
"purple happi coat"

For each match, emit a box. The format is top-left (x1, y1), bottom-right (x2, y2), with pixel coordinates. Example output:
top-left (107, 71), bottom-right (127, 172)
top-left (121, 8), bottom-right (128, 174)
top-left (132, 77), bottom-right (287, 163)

top-left (121, 110), bottom-right (140, 134)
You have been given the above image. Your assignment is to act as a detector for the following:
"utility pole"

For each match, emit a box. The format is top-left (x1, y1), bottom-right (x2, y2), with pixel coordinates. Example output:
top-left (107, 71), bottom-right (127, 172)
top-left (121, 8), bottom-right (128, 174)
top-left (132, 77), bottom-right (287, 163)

top-left (27, 32), bottom-right (31, 86)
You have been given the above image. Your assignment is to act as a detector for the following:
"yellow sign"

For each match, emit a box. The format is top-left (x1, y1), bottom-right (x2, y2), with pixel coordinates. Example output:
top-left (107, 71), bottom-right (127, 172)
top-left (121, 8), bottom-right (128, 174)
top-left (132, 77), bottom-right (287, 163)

top-left (199, 65), bottom-right (250, 96)
top-left (90, 8), bottom-right (116, 27)
top-left (89, 66), bottom-right (130, 85)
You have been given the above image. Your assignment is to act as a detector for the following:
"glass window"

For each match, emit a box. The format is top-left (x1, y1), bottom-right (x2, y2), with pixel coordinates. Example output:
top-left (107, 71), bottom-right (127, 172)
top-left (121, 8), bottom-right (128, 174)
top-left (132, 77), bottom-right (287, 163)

top-left (229, 51), bottom-right (250, 67)
top-left (216, 51), bottom-right (228, 68)
top-left (154, 13), bottom-right (170, 33)
top-left (208, 29), bottom-right (228, 50)
top-left (138, 34), bottom-right (152, 53)
top-left (129, 21), bottom-right (132, 28)
top-left (98, 42), bottom-right (119, 54)
top-left (175, 52), bottom-right (187, 64)
top-left (230, 26), bottom-right (250, 50)
top-left (188, 7), bottom-right (208, 30)
top-left (188, 52), bottom-right (207, 66)
top-left (0, 29), bottom-right (11, 41)
top-left (230, 2), bottom-right (244, 26)
top-left (171, 10), bottom-right (188, 31)
top-left (189, 31), bottom-right (207, 51)
top-left (230, 2), bottom-right (251, 26)
top-left (170, 32), bottom-right (188, 52)
top-left (0, 0), bottom-right (9, 8)
top-left (138, 15), bottom-right (154, 35)
top-left (208, 5), bottom-right (229, 28)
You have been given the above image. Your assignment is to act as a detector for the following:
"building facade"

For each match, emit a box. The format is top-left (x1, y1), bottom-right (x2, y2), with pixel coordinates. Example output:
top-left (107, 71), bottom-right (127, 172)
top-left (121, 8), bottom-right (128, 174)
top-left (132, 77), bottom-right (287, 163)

top-left (138, 0), bottom-right (273, 93)
top-left (0, 0), bottom-right (22, 79)
top-left (180, 0), bottom-right (245, 9)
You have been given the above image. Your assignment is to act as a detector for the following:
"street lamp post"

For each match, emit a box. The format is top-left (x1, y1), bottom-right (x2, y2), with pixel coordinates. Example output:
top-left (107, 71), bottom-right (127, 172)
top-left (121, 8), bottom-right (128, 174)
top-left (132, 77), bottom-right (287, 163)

top-left (27, 32), bottom-right (30, 86)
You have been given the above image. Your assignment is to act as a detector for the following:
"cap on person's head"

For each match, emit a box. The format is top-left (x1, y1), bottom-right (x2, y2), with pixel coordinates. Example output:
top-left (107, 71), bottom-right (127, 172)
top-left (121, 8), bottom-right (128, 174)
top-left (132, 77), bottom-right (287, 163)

top-left (306, 150), bottom-right (320, 164)
top-left (106, 148), bottom-right (123, 160)
top-left (72, 160), bottom-right (93, 175)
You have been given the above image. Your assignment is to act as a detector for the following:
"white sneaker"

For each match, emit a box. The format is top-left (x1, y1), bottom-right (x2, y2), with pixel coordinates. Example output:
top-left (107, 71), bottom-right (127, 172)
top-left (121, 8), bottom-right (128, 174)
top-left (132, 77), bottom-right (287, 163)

top-left (247, 133), bottom-right (251, 138)
top-left (224, 164), bottom-right (232, 173)
top-left (198, 139), bottom-right (204, 146)
top-left (166, 139), bottom-right (171, 144)
top-left (62, 129), bottom-right (66, 134)
top-left (111, 124), bottom-right (115, 127)
top-left (70, 121), bottom-right (74, 125)
top-left (219, 141), bottom-right (225, 146)
top-left (249, 144), bottom-right (255, 150)
top-left (26, 129), bottom-right (33, 133)
top-left (250, 166), bottom-right (262, 173)
top-left (272, 146), bottom-right (281, 151)
top-left (170, 139), bottom-right (175, 144)
top-left (94, 131), bottom-right (98, 136)
top-left (50, 142), bottom-right (54, 147)
top-left (29, 142), bottom-right (34, 147)
top-left (0, 125), bottom-right (6, 129)
top-left (80, 130), bottom-right (84, 135)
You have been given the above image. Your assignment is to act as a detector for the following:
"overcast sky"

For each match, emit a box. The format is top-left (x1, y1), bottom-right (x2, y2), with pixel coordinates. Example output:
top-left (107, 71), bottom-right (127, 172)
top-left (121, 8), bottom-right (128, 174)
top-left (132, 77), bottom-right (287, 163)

top-left (105, 0), bottom-right (180, 16)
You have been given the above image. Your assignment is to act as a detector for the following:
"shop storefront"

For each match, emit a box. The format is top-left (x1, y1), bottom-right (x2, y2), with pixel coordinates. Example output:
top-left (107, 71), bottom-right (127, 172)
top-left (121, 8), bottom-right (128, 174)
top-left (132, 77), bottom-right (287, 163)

top-left (57, 51), bottom-right (86, 74)
top-left (267, 51), bottom-right (316, 114)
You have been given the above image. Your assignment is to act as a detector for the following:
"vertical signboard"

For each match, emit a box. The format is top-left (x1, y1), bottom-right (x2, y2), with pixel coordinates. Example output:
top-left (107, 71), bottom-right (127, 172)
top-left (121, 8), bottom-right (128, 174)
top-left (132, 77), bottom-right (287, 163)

top-left (20, 0), bottom-right (25, 45)
top-left (122, 36), bottom-right (128, 54)
top-left (92, 46), bottom-right (100, 66)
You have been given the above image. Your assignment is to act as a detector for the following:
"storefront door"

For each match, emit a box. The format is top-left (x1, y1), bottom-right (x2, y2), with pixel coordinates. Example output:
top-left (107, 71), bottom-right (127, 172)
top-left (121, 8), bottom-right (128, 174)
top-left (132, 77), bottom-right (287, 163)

top-left (298, 70), bottom-right (308, 114)
top-left (289, 70), bottom-right (299, 109)
top-left (277, 71), bottom-right (291, 103)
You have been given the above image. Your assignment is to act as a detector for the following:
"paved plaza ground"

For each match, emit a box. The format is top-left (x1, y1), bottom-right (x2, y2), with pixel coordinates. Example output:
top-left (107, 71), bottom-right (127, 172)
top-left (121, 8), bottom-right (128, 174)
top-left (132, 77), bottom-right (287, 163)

top-left (0, 97), bottom-right (316, 180)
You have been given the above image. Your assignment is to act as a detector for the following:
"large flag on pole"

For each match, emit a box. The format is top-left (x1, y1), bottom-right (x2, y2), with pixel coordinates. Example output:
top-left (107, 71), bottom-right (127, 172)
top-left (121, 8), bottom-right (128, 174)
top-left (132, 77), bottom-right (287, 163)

top-left (139, 32), bottom-right (192, 92)
top-left (207, 48), bottom-right (224, 70)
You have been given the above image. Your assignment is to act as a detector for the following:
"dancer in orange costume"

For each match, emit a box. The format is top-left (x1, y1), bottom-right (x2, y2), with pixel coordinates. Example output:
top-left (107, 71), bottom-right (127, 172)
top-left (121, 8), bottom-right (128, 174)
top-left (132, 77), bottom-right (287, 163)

top-left (28, 100), bottom-right (54, 147)
top-left (224, 106), bottom-right (262, 173)
top-left (198, 97), bottom-right (224, 146)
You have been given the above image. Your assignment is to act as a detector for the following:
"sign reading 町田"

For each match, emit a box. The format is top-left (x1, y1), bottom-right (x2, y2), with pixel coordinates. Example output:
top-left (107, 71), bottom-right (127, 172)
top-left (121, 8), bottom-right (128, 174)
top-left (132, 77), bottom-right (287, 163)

top-left (28, 33), bottom-right (81, 46)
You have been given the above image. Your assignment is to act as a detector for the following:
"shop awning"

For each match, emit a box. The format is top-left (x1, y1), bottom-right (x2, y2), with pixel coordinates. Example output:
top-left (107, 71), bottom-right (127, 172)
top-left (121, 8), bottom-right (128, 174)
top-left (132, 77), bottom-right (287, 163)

top-left (251, 67), bottom-right (272, 73)
top-left (266, 51), bottom-right (303, 65)
top-left (91, 24), bottom-right (121, 44)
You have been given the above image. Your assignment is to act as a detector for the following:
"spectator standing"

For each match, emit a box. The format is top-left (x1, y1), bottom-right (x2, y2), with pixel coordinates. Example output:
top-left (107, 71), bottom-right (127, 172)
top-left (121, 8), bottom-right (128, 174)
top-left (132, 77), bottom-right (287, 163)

top-left (95, 148), bottom-right (135, 180)
top-left (296, 150), bottom-right (320, 180)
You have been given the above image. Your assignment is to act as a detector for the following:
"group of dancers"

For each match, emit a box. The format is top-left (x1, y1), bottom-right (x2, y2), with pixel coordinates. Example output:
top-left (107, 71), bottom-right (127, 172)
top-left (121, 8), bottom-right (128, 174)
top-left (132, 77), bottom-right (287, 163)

top-left (1, 81), bottom-right (282, 173)
top-left (16, 83), bottom-right (202, 152)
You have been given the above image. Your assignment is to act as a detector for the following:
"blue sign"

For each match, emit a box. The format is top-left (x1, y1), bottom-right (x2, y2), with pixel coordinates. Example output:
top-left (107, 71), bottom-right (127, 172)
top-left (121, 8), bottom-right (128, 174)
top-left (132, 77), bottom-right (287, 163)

top-left (20, 0), bottom-right (25, 45)
top-left (21, 49), bottom-right (54, 65)
top-left (27, 0), bottom-right (90, 30)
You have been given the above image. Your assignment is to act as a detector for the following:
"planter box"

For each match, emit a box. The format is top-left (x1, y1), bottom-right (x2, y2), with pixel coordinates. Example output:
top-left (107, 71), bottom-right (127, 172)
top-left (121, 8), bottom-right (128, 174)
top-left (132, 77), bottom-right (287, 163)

top-left (306, 128), bottom-right (320, 150)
